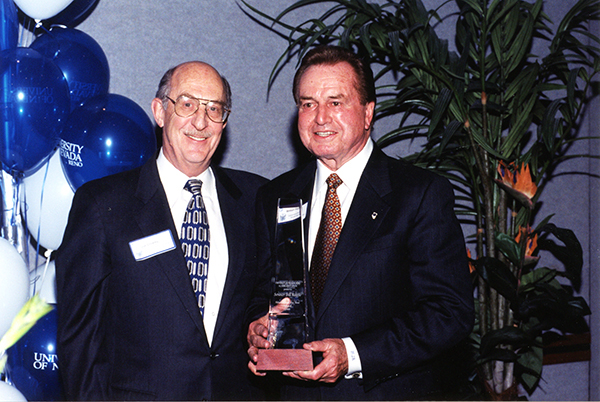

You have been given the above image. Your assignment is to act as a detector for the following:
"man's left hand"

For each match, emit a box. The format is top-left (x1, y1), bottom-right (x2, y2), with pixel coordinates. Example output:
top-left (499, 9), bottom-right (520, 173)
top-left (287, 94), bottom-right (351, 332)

top-left (283, 338), bottom-right (348, 383)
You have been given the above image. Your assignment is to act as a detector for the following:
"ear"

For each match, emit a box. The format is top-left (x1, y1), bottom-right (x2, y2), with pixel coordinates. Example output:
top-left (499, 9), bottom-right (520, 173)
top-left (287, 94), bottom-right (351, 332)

top-left (151, 97), bottom-right (166, 128)
top-left (364, 101), bottom-right (375, 131)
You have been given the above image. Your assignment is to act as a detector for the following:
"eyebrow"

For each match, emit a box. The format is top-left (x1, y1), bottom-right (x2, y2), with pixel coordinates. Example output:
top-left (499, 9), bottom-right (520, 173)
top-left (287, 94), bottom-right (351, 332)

top-left (177, 93), bottom-right (225, 104)
top-left (299, 93), bottom-right (346, 101)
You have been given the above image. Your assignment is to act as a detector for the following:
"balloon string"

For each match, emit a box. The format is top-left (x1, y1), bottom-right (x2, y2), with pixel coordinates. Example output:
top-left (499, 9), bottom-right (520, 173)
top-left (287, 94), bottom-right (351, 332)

top-left (36, 250), bottom-right (53, 300)
top-left (17, 11), bottom-right (36, 47)
top-left (31, 158), bottom-right (51, 296)
top-left (36, 24), bottom-right (59, 59)
top-left (17, 12), bottom-right (25, 46)
top-left (37, 22), bottom-right (51, 35)
top-left (12, 174), bottom-right (29, 269)
top-left (11, 176), bottom-right (18, 228)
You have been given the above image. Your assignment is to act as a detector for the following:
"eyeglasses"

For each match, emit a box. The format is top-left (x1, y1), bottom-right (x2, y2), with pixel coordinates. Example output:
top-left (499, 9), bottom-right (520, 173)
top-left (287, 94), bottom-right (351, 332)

top-left (165, 94), bottom-right (230, 123)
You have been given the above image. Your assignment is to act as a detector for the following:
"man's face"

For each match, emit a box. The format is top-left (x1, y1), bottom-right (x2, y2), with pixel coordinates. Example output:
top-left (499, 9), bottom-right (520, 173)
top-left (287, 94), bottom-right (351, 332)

top-left (296, 62), bottom-right (374, 171)
top-left (151, 62), bottom-right (226, 177)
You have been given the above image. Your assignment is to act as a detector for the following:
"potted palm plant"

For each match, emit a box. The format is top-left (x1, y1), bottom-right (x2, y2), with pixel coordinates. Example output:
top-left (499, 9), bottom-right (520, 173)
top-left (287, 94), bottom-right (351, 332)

top-left (241, 0), bottom-right (599, 398)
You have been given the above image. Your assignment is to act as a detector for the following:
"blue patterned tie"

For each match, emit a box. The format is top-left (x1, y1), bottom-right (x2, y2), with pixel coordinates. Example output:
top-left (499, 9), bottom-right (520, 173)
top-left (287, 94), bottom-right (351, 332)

top-left (181, 179), bottom-right (210, 316)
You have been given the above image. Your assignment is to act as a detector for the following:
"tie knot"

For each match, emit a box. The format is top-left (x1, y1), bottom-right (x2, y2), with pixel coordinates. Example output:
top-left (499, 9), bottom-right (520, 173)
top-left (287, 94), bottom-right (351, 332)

top-left (184, 179), bottom-right (203, 195)
top-left (326, 173), bottom-right (343, 190)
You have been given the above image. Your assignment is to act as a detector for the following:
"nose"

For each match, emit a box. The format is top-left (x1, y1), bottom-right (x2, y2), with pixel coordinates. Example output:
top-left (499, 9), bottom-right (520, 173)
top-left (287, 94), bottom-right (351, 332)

top-left (190, 106), bottom-right (209, 130)
top-left (315, 105), bottom-right (331, 125)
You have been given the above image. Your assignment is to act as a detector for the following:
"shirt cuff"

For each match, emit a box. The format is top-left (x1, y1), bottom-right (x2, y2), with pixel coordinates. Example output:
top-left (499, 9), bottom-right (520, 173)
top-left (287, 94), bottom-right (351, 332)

top-left (342, 337), bottom-right (362, 379)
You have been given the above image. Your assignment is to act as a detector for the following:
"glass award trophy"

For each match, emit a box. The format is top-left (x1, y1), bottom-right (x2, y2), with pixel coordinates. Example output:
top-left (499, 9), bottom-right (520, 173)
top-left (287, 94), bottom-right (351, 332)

top-left (256, 199), bottom-right (313, 371)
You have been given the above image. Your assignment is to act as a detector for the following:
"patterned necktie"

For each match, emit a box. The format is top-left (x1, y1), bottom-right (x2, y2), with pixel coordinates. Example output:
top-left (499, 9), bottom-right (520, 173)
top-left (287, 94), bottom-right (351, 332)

top-left (181, 179), bottom-right (210, 316)
top-left (310, 173), bottom-right (343, 312)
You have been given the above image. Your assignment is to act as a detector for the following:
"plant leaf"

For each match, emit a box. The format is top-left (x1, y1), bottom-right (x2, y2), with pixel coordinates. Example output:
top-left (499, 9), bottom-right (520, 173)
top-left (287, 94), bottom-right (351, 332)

top-left (517, 342), bottom-right (543, 393)
top-left (474, 257), bottom-right (518, 303)
top-left (495, 232), bottom-right (522, 266)
top-left (480, 326), bottom-right (534, 356)
top-left (537, 223), bottom-right (583, 290)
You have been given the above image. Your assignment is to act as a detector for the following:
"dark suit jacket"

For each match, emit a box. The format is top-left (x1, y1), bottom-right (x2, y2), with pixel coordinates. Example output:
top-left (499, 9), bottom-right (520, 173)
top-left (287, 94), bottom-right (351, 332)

top-left (249, 146), bottom-right (474, 400)
top-left (56, 156), bottom-right (267, 400)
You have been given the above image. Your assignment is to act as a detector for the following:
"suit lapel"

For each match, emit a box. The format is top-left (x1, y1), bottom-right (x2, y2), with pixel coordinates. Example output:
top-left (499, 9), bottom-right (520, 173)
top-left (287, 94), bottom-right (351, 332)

top-left (211, 166), bottom-right (315, 342)
top-left (133, 158), bottom-right (209, 344)
top-left (210, 167), bottom-right (244, 341)
top-left (289, 165), bottom-right (317, 275)
top-left (288, 163), bottom-right (317, 204)
top-left (315, 149), bottom-right (393, 322)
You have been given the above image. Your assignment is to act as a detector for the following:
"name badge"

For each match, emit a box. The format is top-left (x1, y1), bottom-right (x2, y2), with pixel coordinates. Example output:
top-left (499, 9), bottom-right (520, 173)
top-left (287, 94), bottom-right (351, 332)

top-left (129, 230), bottom-right (176, 261)
top-left (278, 202), bottom-right (308, 223)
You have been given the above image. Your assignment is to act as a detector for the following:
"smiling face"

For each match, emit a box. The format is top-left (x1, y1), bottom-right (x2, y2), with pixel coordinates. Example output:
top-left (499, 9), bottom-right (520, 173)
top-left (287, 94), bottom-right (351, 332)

top-left (151, 62), bottom-right (227, 177)
top-left (296, 62), bottom-right (375, 171)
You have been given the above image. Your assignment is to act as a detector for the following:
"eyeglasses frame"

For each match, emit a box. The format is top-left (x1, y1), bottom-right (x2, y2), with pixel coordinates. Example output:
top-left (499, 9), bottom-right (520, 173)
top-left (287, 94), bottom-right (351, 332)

top-left (165, 94), bottom-right (231, 123)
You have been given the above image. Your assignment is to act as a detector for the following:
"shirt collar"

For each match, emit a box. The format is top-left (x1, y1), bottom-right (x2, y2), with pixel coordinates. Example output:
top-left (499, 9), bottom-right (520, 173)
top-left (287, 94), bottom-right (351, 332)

top-left (156, 148), bottom-right (216, 205)
top-left (315, 138), bottom-right (373, 192)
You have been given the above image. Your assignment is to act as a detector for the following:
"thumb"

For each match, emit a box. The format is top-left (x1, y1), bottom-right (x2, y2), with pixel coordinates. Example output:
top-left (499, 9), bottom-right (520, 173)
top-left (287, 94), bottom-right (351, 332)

top-left (270, 297), bottom-right (292, 315)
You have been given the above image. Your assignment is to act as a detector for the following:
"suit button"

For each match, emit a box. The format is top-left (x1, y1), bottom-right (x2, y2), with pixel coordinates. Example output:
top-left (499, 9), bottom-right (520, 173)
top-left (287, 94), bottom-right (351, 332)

top-left (210, 352), bottom-right (219, 359)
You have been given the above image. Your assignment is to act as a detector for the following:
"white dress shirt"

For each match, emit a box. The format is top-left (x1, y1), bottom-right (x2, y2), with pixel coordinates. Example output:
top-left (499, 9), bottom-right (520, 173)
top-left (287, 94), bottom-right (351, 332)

top-left (307, 139), bottom-right (374, 379)
top-left (156, 149), bottom-right (228, 346)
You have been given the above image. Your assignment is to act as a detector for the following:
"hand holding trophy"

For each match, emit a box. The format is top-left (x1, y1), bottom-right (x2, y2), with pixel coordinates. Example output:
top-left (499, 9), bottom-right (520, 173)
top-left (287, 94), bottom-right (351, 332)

top-left (256, 199), bottom-right (313, 371)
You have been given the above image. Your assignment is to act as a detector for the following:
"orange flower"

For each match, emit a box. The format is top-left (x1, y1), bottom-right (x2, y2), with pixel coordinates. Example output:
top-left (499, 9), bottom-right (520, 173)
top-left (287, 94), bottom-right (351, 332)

top-left (496, 161), bottom-right (537, 209)
top-left (515, 226), bottom-right (539, 265)
top-left (467, 249), bottom-right (476, 274)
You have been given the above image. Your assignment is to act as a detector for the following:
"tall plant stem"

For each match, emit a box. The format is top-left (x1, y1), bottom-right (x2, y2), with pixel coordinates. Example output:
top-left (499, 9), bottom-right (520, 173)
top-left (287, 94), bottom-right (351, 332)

top-left (476, 227), bottom-right (490, 380)
top-left (496, 191), bottom-right (511, 392)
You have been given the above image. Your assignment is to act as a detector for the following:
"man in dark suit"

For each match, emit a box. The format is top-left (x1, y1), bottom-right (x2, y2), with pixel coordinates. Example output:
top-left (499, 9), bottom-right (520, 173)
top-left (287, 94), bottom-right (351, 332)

top-left (56, 61), bottom-right (267, 400)
top-left (247, 46), bottom-right (474, 400)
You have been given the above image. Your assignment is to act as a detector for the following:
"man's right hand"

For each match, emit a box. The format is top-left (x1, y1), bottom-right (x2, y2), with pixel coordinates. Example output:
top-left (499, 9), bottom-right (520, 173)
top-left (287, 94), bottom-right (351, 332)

top-left (247, 298), bottom-right (291, 376)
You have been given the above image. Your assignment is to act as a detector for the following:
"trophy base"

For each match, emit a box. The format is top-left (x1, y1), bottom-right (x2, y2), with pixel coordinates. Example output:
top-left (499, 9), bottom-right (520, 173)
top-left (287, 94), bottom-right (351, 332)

top-left (256, 349), bottom-right (313, 371)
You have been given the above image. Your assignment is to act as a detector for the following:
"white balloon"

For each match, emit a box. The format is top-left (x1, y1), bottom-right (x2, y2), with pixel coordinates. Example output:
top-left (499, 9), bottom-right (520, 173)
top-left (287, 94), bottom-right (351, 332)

top-left (30, 260), bottom-right (56, 304)
top-left (0, 381), bottom-right (27, 402)
top-left (13, 0), bottom-right (74, 21)
top-left (0, 238), bottom-right (29, 340)
top-left (24, 149), bottom-right (75, 251)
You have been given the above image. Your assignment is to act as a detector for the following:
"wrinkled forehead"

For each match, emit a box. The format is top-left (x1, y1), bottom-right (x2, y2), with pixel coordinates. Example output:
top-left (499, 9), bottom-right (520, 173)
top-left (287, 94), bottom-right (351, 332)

top-left (298, 63), bottom-right (360, 97)
top-left (170, 62), bottom-right (225, 102)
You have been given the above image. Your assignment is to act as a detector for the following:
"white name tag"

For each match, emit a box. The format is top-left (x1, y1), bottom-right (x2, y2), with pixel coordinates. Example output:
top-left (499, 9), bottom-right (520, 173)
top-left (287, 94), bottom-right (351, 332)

top-left (277, 202), bottom-right (308, 223)
top-left (129, 230), bottom-right (176, 261)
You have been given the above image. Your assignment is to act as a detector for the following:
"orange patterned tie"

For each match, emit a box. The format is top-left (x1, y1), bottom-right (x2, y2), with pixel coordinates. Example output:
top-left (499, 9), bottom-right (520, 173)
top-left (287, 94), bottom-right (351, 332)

top-left (310, 173), bottom-right (343, 311)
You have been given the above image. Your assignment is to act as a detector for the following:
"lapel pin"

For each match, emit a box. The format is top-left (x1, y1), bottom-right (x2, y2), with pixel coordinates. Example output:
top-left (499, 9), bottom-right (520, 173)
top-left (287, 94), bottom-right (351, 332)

top-left (371, 212), bottom-right (378, 220)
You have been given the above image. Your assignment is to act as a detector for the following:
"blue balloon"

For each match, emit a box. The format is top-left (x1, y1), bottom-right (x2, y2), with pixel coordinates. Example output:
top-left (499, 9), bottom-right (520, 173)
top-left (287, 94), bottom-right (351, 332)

top-left (44, 0), bottom-right (99, 28)
top-left (0, 47), bottom-right (71, 176)
top-left (31, 27), bottom-right (109, 111)
top-left (60, 93), bottom-right (157, 190)
top-left (0, 0), bottom-right (18, 51)
top-left (6, 307), bottom-right (63, 401)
